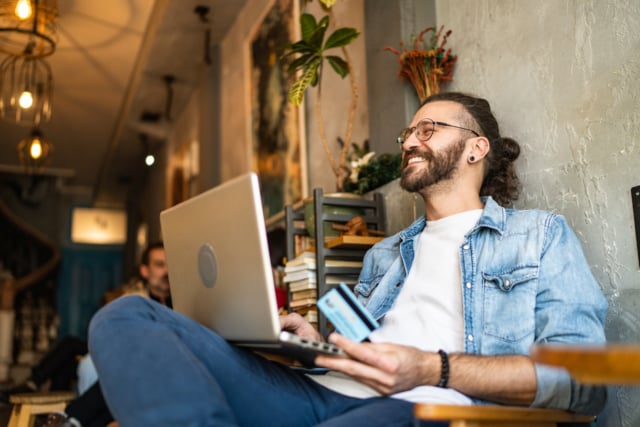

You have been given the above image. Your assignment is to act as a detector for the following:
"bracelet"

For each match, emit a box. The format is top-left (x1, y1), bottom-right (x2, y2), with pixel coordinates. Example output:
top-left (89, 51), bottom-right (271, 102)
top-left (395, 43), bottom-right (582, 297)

top-left (437, 349), bottom-right (449, 388)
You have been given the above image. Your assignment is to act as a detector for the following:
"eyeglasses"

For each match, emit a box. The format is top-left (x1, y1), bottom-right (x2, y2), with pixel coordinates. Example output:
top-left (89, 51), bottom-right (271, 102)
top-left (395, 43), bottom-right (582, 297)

top-left (396, 118), bottom-right (480, 145)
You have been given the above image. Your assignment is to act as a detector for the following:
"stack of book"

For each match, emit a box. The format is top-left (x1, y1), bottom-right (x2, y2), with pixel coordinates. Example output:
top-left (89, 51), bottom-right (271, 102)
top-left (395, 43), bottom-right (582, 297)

top-left (284, 251), bottom-right (361, 329)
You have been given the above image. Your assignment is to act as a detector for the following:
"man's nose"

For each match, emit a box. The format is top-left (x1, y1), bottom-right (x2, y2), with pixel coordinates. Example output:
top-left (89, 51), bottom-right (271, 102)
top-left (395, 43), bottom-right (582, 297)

top-left (402, 132), bottom-right (421, 151)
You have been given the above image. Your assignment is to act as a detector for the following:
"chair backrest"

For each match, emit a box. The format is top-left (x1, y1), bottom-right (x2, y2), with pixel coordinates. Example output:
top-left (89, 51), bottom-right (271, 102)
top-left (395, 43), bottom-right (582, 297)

top-left (284, 188), bottom-right (386, 336)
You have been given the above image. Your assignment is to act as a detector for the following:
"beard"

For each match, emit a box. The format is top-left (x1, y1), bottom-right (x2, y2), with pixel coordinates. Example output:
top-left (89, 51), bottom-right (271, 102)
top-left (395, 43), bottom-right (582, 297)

top-left (149, 275), bottom-right (170, 294)
top-left (400, 138), bottom-right (467, 193)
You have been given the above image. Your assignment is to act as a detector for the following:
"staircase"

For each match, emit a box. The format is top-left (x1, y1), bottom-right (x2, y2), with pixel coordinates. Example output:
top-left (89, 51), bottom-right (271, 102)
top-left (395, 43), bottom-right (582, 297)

top-left (0, 198), bottom-right (61, 385)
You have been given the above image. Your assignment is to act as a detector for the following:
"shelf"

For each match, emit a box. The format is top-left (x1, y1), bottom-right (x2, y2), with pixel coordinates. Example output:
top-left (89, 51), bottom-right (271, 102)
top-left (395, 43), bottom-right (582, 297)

top-left (284, 188), bottom-right (386, 338)
top-left (324, 235), bottom-right (383, 249)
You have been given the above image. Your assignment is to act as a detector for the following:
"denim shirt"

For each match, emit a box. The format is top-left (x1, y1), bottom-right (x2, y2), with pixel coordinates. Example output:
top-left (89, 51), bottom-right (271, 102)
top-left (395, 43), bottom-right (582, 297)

top-left (354, 197), bottom-right (608, 415)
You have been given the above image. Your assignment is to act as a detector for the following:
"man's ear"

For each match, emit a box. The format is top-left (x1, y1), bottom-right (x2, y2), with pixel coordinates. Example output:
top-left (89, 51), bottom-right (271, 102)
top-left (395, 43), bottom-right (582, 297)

top-left (139, 264), bottom-right (149, 280)
top-left (472, 136), bottom-right (491, 160)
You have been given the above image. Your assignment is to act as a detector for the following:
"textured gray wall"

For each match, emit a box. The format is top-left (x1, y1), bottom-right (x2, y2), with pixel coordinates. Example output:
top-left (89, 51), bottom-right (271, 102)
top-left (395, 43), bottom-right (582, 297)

top-left (434, 1), bottom-right (639, 425)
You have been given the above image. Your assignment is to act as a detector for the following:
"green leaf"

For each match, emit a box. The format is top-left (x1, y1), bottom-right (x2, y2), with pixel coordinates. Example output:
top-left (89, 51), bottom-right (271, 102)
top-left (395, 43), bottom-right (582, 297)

top-left (326, 55), bottom-right (349, 78)
top-left (324, 28), bottom-right (360, 49)
top-left (310, 70), bottom-right (319, 87)
top-left (287, 53), bottom-right (317, 73)
top-left (289, 59), bottom-right (319, 106)
top-left (319, 0), bottom-right (337, 8)
top-left (300, 13), bottom-right (317, 42)
top-left (281, 41), bottom-right (314, 58)
top-left (317, 15), bottom-right (330, 29)
top-left (308, 16), bottom-right (330, 49)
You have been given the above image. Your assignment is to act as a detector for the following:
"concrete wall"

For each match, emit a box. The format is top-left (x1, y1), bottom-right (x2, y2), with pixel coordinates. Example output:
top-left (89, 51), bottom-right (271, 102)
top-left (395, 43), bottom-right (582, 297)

top-left (365, 0), bottom-right (436, 154)
top-left (435, 1), bottom-right (639, 425)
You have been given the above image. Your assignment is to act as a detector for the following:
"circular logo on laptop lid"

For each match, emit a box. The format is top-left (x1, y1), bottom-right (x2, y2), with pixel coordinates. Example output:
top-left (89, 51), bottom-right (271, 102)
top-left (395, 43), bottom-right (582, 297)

top-left (198, 243), bottom-right (218, 288)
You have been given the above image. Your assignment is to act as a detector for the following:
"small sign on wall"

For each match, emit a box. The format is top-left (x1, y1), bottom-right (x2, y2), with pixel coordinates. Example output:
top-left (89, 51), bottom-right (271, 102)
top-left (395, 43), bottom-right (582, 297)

top-left (71, 207), bottom-right (127, 245)
top-left (632, 186), bottom-right (640, 268)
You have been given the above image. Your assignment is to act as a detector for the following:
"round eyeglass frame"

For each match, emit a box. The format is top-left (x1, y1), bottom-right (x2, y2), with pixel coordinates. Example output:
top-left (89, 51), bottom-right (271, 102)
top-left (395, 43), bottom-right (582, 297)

top-left (397, 118), bottom-right (480, 145)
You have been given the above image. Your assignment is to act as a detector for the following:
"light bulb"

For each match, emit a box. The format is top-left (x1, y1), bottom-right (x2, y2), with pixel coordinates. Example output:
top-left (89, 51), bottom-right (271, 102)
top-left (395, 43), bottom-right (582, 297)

top-left (19, 91), bottom-right (33, 109)
top-left (145, 154), bottom-right (155, 166)
top-left (30, 138), bottom-right (43, 159)
top-left (15, 0), bottom-right (32, 20)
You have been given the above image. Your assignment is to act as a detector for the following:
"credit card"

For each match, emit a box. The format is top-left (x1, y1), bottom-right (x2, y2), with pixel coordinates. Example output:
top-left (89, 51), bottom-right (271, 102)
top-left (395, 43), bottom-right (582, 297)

top-left (317, 283), bottom-right (380, 342)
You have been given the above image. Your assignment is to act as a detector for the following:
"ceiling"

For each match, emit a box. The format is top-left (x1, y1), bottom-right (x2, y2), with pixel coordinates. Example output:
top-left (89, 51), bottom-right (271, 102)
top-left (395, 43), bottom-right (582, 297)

top-left (0, 0), bottom-right (248, 207)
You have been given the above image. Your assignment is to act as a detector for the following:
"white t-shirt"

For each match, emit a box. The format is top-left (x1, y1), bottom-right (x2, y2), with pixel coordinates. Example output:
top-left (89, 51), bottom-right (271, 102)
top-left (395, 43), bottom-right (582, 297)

top-left (309, 209), bottom-right (482, 404)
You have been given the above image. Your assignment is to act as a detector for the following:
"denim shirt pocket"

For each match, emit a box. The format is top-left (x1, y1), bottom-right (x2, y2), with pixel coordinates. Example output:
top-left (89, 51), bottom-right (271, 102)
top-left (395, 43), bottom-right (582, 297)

top-left (354, 279), bottom-right (377, 297)
top-left (482, 266), bottom-right (538, 345)
top-left (355, 262), bottom-right (404, 320)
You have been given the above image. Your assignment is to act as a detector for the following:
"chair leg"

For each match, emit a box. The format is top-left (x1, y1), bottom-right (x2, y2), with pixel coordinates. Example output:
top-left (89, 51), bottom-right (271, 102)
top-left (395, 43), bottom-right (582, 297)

top-left (8, 401), bottom-right (68, 427)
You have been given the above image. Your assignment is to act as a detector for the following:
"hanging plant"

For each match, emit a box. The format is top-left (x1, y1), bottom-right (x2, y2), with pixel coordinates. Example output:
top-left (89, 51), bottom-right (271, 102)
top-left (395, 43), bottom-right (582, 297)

top-left (385, 25), bottom-right (458, 102)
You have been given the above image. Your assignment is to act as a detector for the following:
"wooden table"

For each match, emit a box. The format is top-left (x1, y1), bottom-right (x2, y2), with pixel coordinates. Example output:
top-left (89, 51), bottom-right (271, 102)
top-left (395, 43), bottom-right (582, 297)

top-left (531, 344), bottom-right (640, 384)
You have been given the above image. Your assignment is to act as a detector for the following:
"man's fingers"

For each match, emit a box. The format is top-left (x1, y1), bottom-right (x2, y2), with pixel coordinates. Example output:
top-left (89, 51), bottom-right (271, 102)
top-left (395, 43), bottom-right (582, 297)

top-left (328, 334), bottom-right (398, 372)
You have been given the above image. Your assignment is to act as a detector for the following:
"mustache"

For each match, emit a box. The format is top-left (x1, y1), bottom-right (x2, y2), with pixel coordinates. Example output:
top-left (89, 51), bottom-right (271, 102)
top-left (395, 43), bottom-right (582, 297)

top-left (402, 147), bottom-right (435, 169)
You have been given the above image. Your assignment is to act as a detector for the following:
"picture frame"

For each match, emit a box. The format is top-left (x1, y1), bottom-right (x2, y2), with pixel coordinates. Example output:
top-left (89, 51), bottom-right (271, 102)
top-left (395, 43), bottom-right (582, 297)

top-left (249, 0), bottom-right (307, 220)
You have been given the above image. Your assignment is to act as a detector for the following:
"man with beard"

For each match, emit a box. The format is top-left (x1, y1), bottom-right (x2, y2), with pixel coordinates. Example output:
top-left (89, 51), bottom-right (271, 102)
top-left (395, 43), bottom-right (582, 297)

top-left (87, 93), bottom-right (607, 427)
top-left (130, 241), bottom-right (172, 308)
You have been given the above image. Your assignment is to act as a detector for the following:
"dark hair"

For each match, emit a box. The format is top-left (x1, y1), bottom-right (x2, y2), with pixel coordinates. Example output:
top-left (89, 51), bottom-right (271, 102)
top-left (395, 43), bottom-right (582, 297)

top-left (141, 241), bottom-right (164, 266)
top-left (420, 92), bottom-right (521, 206)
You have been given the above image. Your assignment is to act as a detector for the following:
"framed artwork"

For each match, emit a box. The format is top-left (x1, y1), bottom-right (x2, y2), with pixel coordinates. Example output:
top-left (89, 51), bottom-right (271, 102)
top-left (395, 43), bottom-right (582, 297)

top-left (250, 0), bottom-right (306, 219)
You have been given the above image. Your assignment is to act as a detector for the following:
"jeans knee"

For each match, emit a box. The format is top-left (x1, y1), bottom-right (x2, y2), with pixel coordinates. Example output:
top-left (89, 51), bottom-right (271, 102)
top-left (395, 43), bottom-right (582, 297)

top-left (89, 295), bottom-right (152, 348)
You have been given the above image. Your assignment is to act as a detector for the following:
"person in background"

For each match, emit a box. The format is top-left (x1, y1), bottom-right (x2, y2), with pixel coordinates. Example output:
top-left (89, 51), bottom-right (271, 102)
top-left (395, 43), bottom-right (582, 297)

top-left (44, 241), bottom-right (170, 427)
top-left (88, 92), bottom-right (607, 427)
top-left (0, 336), bottom-right (87, 401)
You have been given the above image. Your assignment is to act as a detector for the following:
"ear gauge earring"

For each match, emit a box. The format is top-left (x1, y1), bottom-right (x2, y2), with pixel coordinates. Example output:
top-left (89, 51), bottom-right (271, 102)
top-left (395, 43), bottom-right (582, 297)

top-left (469, 155), bottom-right (476, 163)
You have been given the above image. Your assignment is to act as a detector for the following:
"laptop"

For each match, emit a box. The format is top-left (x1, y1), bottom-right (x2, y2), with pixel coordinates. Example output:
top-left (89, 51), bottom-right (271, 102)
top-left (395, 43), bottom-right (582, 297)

top-left (160, 173), bottom-right (344, 365)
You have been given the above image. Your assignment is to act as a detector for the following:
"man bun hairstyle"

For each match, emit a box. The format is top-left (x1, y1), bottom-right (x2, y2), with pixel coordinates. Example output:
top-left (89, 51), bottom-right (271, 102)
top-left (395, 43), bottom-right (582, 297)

top-left (421, 92), bottom-right (521, 206)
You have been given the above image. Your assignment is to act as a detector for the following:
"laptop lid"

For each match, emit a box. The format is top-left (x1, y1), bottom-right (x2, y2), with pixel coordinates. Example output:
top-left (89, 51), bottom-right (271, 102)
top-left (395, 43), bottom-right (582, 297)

top-left (160, 173), bottom-right (281, 343)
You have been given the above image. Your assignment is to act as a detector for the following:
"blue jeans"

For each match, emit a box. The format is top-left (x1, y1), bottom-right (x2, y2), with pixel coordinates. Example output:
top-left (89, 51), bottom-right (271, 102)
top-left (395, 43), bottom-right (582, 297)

top-left (89, 296), bottom-right (440, 427)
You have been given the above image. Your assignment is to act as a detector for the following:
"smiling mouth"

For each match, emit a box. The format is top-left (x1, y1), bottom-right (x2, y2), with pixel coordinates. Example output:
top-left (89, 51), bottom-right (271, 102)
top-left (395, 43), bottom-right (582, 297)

top-left (407, 156), bottom-right (425, 165)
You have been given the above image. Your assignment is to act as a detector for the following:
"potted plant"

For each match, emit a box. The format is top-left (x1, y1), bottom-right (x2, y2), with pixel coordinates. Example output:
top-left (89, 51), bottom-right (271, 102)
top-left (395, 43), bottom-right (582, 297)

top-left (281, 0), bottom-right (360, 192)
top-left (342, 145), bottom-right (402, 195)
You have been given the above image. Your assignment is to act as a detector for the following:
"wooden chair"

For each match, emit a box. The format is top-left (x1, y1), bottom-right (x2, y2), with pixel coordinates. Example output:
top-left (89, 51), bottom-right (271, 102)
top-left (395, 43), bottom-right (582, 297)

top-left (8, 391), bottom-right (76, 427)
top-left (414, 404), bottom-right (595, 427)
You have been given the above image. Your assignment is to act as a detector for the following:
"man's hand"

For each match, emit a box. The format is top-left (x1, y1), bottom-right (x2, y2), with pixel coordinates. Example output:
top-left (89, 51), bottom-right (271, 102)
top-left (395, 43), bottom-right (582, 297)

top-left (314, 333), bottom-right (440, 395)
top-left (279, 312), bottom-right (324, 342)
top-left (315, 334), bottom-right (538, 405)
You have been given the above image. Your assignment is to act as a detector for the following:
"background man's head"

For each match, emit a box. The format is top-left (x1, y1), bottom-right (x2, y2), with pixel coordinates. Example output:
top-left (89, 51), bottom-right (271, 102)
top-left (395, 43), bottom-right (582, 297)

top-left (139, 241), bottom-right (169, 299)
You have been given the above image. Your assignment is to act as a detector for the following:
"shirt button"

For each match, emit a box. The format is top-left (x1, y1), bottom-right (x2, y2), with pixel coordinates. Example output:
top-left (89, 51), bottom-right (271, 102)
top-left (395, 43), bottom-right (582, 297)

top-left (504, 280), bottom-right (511, 288)
top-left (463, 244), bottom-right (470, 250)
top-left (467, 335), bottom-right (474, 342)
top-left (466, 282), bottom-right (471, 289)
